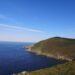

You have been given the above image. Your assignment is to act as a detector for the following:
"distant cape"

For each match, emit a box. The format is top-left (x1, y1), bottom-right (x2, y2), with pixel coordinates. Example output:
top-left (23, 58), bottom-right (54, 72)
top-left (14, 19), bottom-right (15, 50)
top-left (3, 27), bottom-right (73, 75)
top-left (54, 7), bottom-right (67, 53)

top-left (30, 37), bottom-right (75, 61)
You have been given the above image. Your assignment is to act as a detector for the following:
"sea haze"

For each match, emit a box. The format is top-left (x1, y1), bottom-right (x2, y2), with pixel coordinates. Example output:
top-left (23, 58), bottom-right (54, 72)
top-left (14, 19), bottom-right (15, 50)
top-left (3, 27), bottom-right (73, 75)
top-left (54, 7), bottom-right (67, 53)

top-left (0, 41), bottom-right (65, 75)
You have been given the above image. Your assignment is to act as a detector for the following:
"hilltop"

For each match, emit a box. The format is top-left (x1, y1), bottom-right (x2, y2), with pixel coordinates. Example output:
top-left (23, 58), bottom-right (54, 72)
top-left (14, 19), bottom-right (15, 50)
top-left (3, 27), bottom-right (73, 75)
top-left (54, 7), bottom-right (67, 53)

top-left (31, 37), bottom-right (75, 61)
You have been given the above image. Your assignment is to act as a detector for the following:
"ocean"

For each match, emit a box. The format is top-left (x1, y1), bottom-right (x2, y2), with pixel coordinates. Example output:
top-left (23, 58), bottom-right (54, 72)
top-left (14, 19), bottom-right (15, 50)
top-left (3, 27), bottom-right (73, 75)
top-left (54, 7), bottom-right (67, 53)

top-left (0, 41), bottom-right (65, 75)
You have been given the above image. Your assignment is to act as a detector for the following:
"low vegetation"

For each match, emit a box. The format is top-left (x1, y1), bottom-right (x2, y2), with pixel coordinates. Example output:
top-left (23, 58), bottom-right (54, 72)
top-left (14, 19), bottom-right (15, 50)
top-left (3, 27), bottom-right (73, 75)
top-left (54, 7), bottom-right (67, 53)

top-left (13, 61), bottom-right (75, 75)
top-left (28, 61), bottom-right (75, 75)
top-left (31, 37), bottom-right (75, 61)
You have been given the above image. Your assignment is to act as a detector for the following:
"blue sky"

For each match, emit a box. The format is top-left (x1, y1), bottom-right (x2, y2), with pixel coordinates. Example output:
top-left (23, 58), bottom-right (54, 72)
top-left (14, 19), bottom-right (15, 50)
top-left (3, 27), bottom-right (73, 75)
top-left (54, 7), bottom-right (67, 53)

top-left (0, 0), bottom-right (75, 42)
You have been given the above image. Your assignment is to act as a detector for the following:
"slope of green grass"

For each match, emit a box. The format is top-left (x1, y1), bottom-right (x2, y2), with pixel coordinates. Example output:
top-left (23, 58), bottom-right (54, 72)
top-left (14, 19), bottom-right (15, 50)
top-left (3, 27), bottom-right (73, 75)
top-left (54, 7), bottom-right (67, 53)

top-left (13, 61), bottom-right (75, 75)
top-left (28, 61), bottom-right (75, 75)
top-left (31, 37), bottom-right (75, 60)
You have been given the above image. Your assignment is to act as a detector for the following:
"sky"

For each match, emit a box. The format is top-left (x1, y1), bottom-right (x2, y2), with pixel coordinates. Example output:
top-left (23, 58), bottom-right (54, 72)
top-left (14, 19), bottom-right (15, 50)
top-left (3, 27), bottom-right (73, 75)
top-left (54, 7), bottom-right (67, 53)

top-left (0, 0), bottom-right (75, 42)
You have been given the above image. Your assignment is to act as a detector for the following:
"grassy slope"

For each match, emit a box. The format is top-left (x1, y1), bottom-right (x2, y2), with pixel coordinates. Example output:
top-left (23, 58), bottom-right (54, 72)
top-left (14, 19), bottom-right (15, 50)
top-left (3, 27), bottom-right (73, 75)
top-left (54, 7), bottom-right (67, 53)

top-left (31, 37), bottom-right (75, 60)
top-left (29, 61), bottom-right (75, 75)
top-left (13, 61), bottom-right (75, 75)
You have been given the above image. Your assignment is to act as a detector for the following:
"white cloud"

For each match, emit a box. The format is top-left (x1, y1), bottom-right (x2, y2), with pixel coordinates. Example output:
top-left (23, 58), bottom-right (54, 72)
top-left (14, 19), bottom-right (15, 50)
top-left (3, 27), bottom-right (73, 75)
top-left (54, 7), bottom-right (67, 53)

top-left (0, 24), bottom-right (50, 34)
top-left (0, 14), bottom-right (50, 34)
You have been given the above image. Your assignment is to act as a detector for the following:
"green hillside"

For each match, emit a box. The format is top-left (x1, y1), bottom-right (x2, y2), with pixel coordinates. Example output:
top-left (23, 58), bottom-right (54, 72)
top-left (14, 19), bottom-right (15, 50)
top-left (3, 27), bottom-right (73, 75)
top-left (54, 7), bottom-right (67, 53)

top-left (13, 61), bottom-right (75, 75)
top-left (28, 61), bottom-right (75, 75)
top-left (31, 37), bottom-right (75, 61)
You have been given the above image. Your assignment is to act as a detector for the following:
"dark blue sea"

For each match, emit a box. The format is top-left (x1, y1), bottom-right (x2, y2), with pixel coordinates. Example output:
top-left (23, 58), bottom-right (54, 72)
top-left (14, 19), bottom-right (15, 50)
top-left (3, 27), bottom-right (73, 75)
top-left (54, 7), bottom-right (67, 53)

top-left (0, 41), bottom-right (65, 75)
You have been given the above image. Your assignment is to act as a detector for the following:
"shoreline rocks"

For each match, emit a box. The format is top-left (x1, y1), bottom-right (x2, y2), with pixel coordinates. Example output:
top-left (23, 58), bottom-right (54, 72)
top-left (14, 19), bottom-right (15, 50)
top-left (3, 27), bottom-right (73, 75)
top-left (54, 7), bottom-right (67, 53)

top-left (23, 46), bottom-right (32, 50)
top-left (13, 71), bottom-right (28, 75)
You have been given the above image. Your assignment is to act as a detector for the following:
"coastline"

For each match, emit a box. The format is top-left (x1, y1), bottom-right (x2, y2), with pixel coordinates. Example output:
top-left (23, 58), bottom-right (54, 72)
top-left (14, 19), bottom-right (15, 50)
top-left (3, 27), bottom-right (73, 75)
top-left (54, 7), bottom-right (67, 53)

top-left (25, 46), bottom-right (73, 61)
top-left (13, 45), bottom-right (72, 75)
